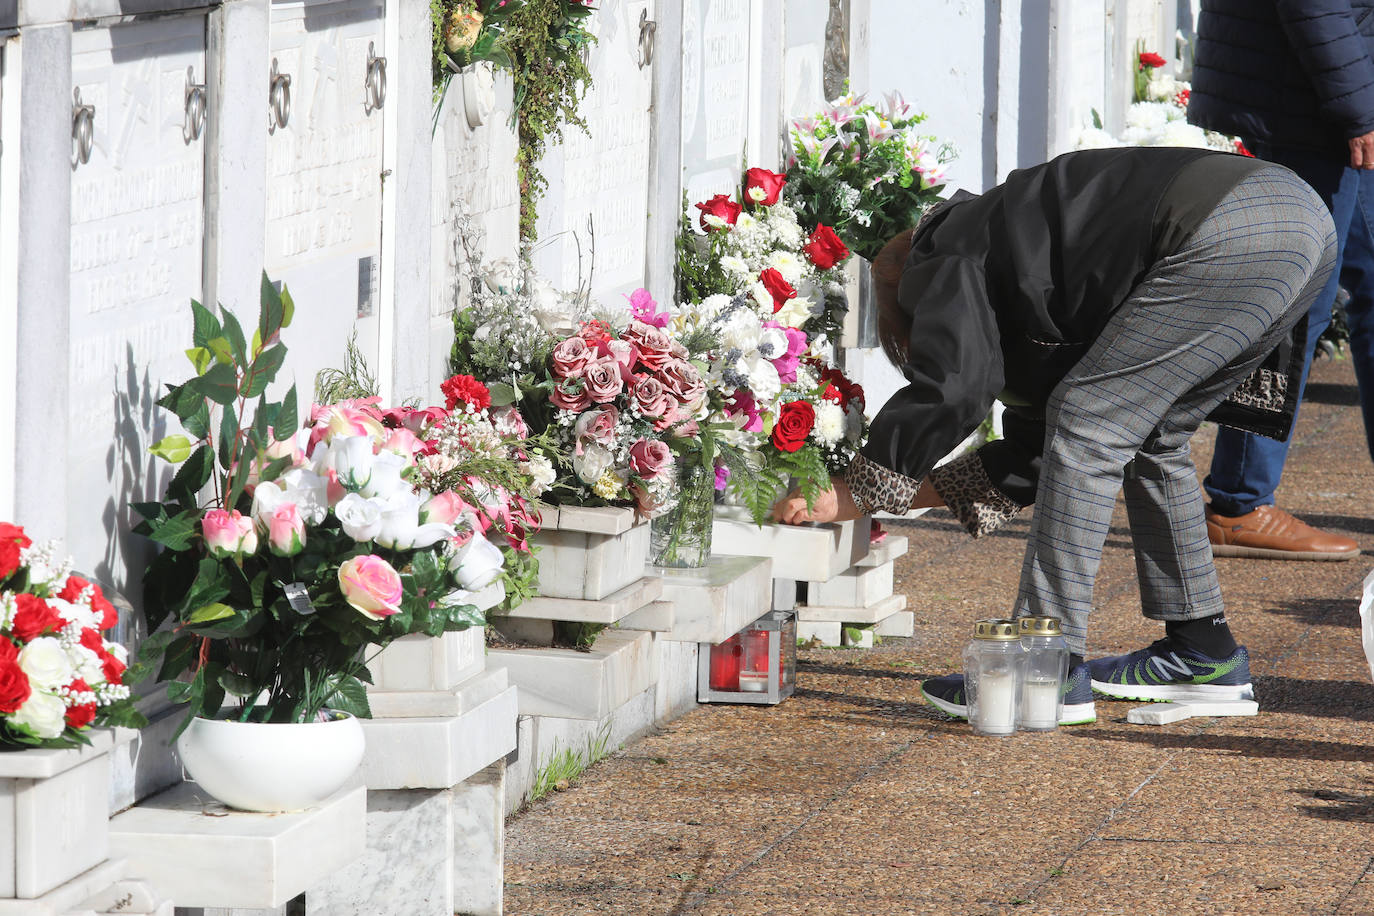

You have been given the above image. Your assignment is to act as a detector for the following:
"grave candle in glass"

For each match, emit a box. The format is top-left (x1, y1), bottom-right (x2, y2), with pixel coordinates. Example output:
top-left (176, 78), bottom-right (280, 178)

top-left (709, 634), bottom-right (743, 691)
top-left (738, 628), bottom-right (771, 692)
top-left (963, 619), bottom-right (1024, 737)
top-left (1017, 616), bottom-right (1069, 731)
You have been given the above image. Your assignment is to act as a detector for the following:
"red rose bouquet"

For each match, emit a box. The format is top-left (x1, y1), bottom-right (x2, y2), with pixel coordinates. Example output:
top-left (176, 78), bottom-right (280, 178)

top-left (0, 523), bottom-right (144, 748)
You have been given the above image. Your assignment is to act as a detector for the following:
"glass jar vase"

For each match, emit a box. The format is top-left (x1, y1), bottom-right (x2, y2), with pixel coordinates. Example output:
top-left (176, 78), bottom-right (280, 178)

top-left (650, 462), bottom-right (714, 568)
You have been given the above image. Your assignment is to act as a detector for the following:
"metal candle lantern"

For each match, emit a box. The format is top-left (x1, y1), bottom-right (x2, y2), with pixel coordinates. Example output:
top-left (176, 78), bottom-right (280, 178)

top-left (698, 610), bottom-right (797, 705)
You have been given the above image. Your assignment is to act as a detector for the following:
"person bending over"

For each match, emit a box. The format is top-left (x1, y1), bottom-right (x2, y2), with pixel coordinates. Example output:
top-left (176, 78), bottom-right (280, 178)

top-left (772, 146), bottom-right (1335, 724)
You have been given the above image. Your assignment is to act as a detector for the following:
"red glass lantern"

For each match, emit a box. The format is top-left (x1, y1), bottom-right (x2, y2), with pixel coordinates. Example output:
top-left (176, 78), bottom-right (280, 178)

top-left (698, 610), bottom-right (797, 705)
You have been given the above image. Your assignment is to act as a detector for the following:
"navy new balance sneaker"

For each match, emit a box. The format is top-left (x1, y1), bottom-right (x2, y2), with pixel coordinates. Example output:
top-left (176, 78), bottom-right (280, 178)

top-left (920, 663), bottom-right (1096, 726)
top-left (1088, 640), bottom-right (1253, 703)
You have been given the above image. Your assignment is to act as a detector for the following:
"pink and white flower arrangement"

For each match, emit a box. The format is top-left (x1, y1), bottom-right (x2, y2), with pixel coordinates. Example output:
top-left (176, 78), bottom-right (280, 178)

top-left (784, 90), bottom-right (955, 261)
top-left (0, 523), bottom-right (142, 748)
top-left (138, 281), bottom-right (536, 732)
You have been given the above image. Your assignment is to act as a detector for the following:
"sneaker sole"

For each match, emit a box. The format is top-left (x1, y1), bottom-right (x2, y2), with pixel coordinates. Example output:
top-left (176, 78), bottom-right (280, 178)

top-left (921, 688), bottom-right (968, 720)
top-left (1059, 701), bottom-right (1096, 725)
top-left (1210, 543), bottom-right (1358, 561)
top-left (1090, 679), bottom-right (1254, 703)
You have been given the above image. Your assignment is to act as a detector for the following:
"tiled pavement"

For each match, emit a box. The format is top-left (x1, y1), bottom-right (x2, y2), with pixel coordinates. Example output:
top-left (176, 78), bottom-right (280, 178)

top-left (504, 354), bottom-right (1374, 916)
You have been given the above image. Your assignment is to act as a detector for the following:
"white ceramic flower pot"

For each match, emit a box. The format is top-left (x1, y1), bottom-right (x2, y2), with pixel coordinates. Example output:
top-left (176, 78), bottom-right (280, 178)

top-left (176, 711), bottom-right (365, 813)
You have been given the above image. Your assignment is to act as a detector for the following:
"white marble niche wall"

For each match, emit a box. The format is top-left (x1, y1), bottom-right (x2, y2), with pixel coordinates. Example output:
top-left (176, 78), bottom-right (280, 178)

top-left (265, 0), bottom-right (385, 400)
top-left (529, 0), bottom-right (655, 308)
top-left (429, 63), bottom-right (520, 388)
top-left (67, 10), bottom-right (208, 650)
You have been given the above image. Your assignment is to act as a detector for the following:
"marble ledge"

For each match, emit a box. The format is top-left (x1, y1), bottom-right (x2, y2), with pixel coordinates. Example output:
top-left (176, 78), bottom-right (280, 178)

top-left (856, 534), bottom-right (909, 568)
top-left (487, 628), bottom-right (654, 720)
top-left (108, 784), bottom-right (366, 910)
top-left (503, 575), bottom-right (663, 624)
top-left (360, 675), bottom-right (518, 791)
top-left (807, 561), bottom-right (895, 609)
top-left (0, 858), bottom-right (125, 916)
top-left (618, 599), bottom-right (675, 633)
top-left (0, 728), bottom-right (117, 779)
top-left (649, 554), bottom-right (773, 644)
top-left (874, 610), bottom-right (916, 638)
top-left (538, 504), bottom-right (641, 535)
top-left (796, 593), bottom-right (908, 625)
top-left (366, 666), bottom-right (509, 720)
top-left (711, 512), bottom-right (869, 582)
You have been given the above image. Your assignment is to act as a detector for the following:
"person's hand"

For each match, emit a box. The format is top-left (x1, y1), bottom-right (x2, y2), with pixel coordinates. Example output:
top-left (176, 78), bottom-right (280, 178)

top-left (1350, 130), bottom-right (1374, 169)
top-left (771, 476), bottom-right (862, 525)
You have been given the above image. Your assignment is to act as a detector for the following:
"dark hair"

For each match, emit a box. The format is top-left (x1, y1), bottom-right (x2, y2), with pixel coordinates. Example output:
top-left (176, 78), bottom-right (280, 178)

top-left (873, 228), bottom-right (916, 367)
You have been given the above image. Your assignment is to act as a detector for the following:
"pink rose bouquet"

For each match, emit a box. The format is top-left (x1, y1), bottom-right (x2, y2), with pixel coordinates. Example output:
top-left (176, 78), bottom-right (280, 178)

top-left (0, 522), bottom-right (143, 748)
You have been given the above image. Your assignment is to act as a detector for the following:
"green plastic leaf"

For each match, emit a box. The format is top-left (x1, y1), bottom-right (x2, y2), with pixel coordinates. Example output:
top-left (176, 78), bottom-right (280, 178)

top-left (221, 309), bottom-right (248, 366)
top-left (157, 383), bottom-right (205, 422)
top-left (325, 676), bottom-right (371, 719)
top-left (259, 274), bottom-right (285, 345)
top-left (242, 345), bottom-right (286, 397)
top-left (187, 602), bottom-right (236, 624)
top-left (189, 362), bottom-right (239, 406)
top-left (206, 336), bottom-right (235, 366)
top-left (487, 381), bottom-right (518, 407)
top-left (280, 286), bottom-right (295, 330)
top-left (185, 347), bottom-right (213, 375)
top-left (149, 435), bottom-right (193, 464)
top-left (191, 300), bottom-right (223, 349)
top-left (273, 384), bottom-right (299, 441)
top-left (218, 403), bottom-right (239, 470)
top-left (167, 445), bottom-right (215, 504)
top-left (182, 401), bottom-right (211, 440)
top-left (146, 511), bottom-right (200, 551)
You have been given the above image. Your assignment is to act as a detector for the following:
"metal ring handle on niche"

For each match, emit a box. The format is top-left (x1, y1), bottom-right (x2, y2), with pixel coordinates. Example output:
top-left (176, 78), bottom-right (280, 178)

top-left (638, 9), bottom-right (656, 70)
top-left (72, 87), bottom-right (95, 168)
top-left (184, 65), bottom-right (207, 144)
top-left (269, 58), bottom-right (292, 134)
top-left (365, 41), bottom-right (387, 114)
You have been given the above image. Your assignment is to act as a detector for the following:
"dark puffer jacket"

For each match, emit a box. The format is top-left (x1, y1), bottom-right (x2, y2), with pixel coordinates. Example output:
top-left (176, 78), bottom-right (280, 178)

top-left (1188, 0), bottom-right (1374, 150)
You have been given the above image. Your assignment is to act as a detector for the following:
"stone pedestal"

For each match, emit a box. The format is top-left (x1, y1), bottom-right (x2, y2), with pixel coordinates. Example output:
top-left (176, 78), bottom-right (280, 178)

top-left (529, 506), bottom-right (650, 601)
top-left (109, 784), bottom-right (366, 911)
top-left (711, 512), bottom-right (869, 582)
top-left (797, 534), bottom-right (911, 646)
top-left (648, 555), bottom-right (773, 644)
top-left (488, 628), bottom-right (655, 720)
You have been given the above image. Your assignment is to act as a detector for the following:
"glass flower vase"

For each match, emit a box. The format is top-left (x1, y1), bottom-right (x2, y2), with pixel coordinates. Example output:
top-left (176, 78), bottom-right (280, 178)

top-left (650, 462), bottom-right (715, 568)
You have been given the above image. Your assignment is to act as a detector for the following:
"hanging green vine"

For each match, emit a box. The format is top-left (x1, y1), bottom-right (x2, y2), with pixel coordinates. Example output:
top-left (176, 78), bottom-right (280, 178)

top-left (429, 1), bottom-right (596, 245)
top-left (506, 0), bottom-right (596, 244)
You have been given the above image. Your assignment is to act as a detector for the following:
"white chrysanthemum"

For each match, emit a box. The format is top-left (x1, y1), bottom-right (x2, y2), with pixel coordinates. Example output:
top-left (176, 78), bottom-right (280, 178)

top-left (1072, 125), bottom-right (1121, 150)
top-left (1157, 120), bottom-right (1210, 148)
top-left (521, 455), bottom-right (556, 494)
top-left (1145, 73), bottom-right (1178, 102)
top-left (720, 255), bottom-right (751, 278)
top-left (738, 353), bottom-right (782, 403)
top-left (813, 401), bottom-right (846, 446)
top-left (1123, 102), bottom-right (1170, 135)
top-left (719, 309), bottom-right (763, 351)
top-left (767, 250), bottom-right (805, 285)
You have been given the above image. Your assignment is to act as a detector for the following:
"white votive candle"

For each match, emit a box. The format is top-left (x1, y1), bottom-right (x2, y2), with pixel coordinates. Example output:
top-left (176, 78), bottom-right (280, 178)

top-left (1019, 677), bottom-right (1060, 731)
top-left (972, 670), bottom-right (1017, 736)
top-left (737, 671), bottom-right (768, 692)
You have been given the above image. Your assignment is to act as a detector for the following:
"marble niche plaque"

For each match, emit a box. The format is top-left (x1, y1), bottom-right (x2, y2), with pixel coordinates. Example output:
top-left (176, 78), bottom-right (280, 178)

top-left (529, 0), bottom-right (655, 306)
top-left (265, 0), bottom-right (385, 392)
top-left (680, 0), bottom-right (752, 207)
top-left (66, 12), bottom-right (207, 611)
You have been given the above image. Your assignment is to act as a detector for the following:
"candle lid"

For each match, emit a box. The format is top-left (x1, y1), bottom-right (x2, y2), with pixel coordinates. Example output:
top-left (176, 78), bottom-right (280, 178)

top-left (973, 619), bottom-right (1019, 640)
top-left (1017, 616), bottom-right (1062, 637)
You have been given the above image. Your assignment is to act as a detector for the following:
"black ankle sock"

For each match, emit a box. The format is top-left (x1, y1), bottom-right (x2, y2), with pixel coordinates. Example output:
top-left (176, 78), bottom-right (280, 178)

top-left (1069, 653), bottom-right (1085, 671)
top-left (1165, 614), bottom-right (1238, 659)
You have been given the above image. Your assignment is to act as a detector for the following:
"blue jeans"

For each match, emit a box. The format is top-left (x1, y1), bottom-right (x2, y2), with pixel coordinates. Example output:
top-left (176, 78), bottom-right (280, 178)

top-left (1337, 190), bottom-right (1374, 463)
top-left (1204, 142), bottom-right (1374, 514)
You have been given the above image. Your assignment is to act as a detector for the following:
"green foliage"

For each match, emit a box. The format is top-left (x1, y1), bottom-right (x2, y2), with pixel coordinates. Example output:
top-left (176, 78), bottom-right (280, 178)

top-left (526, 724), bottom-right (612, 805)
top-left (431, 0), bottom-right (518, 100)
top-left (314, 328), bottom-right (379, 404)
top-left (138, 278), bottom-right (484, 734)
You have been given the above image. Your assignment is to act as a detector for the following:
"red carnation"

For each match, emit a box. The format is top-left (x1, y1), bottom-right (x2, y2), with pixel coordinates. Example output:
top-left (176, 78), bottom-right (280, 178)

top-left (695, 194), bottom-right (742, 232)
top-left (1235, 139), bottom-right (1254, 158)
top-left (803, 224), bottom-right (850, 270)
top-left (0, 640), bottom-right (31, 715)
top-left (56, 575), bottom-right (89, 603)
top-left (64, 679), bottom-right (96, 729)
top-left (772, 400), bottom-right (816, 453)
top-left (743, 167), bottom-right (787, 206)
top-left (1138, 51), bottom-right (1166, 70)
top-left (760, 268), bottom-right (797, 313)
top-left (93, 594), bottom-right (118, 631)
top-left (0, 523), bottom-right (31, 549)
top-left (440, 374), bottom-right (492, 412)
top-left (11, 594), bottom-right (63, 642)
top-left (822, 384), bottom-right (843, 404)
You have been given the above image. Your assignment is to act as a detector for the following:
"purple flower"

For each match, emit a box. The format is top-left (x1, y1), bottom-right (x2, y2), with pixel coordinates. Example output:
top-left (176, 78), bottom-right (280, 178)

top-left (714, 464), bottom-right (732, 491)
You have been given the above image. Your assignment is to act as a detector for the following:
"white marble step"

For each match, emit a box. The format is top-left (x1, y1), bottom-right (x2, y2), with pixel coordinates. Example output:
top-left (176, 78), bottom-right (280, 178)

top-left (369, 627), bottom-right (485, 694)
top-left (109, 783), bottom-right (365, 910)
top-left (807, 560), bottom-right (894, 608)
top-left (856, 534), bottom-right (909, 568)
top-left (505, 575), bottom-right (664, 625)
top-left (360, 671), bottom-right (518, 790)
top-left (797, 592), bottom-right (907, 625)
top-left (648, 554), bottom-right (773, 644)
top-left (710, 512), bottom-right (869, 582)
top-left (487, 628), bottom-right (655, 720)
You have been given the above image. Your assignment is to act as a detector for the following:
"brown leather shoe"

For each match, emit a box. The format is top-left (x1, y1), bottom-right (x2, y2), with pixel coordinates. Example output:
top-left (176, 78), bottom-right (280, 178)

top-left (1205, 505), bottom-right (1360, 561)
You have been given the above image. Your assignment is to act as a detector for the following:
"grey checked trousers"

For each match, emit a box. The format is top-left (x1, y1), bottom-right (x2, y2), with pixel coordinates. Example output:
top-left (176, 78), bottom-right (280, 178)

top-left (1015, 166), bottom-right (1337, 656)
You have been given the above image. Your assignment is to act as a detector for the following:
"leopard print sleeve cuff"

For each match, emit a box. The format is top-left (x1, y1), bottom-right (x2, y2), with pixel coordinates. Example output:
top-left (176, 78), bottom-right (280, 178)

top-left (928, 451), bottom-right (1023, 538)
top-left (844, 454), bottom-right (923, 515)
